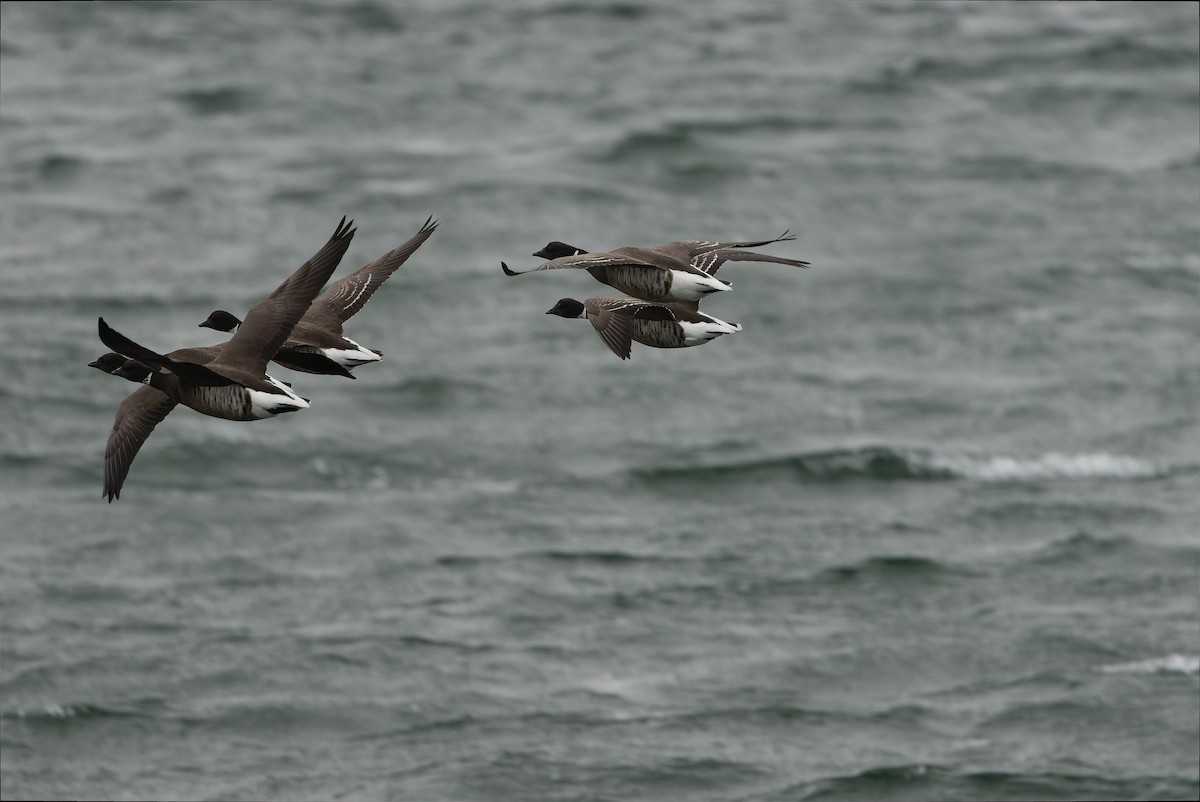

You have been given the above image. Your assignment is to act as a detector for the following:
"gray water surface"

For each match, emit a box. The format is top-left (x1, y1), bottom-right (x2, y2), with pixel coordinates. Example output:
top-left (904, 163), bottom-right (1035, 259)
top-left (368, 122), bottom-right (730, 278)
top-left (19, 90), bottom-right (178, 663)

top-left (1, 2), bottom-right (1198, 800)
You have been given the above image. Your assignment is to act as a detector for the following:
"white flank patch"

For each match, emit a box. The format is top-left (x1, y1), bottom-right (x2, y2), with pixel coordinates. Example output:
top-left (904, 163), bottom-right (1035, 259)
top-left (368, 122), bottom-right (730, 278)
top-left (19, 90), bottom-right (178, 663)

top-left (323, 336), bottom-right (382, 367)
top-left (669, 270), bottom-right (732, 302)
top-left (246, 376), bottom-right (310, 419)
top-left (678, 319), bottom-right (741, 345)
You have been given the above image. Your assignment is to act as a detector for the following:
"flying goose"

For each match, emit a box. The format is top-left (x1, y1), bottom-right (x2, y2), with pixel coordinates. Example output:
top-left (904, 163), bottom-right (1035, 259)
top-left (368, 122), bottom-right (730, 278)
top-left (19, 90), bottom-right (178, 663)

top-left (545, 296), bottom-right (742, 360)
top-left (533, 231), bottom-right (810, 277)
top-left (93, 216), bottom-right (356, 501)
top-left (502, 245), bottom-right (731, 303)
top-left (198, 215), bottom-right (438, 377)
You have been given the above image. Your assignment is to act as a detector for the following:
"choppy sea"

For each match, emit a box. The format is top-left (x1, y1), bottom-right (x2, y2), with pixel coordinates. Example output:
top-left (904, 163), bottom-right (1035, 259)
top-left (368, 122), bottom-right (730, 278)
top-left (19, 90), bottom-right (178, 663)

top-left (1, 2), bottom-right (1198, 800)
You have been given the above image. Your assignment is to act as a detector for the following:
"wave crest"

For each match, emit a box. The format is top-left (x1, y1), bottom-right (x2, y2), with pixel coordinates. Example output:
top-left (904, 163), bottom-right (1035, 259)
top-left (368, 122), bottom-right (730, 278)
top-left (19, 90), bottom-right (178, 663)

top-left (634, 446), bottom-right (1163, 484)
top-left (1098, 655), bottom-right (1200, 676)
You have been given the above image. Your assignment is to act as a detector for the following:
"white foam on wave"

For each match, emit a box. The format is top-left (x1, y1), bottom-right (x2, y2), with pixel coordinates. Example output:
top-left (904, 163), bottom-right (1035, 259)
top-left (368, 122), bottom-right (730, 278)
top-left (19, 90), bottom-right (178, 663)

top-left (1125, 250), bottom-right (1200, 273)
top-left (924, 451), bottom-right (1162, 482)
top-left (1097, 655), bottom-right (1200, 676)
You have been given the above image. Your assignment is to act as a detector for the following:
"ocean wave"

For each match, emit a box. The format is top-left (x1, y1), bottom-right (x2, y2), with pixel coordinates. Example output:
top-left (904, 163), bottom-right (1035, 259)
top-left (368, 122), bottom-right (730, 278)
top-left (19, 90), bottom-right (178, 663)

top-left (948, 153), bottom-right (1114, 181)
top-left (171, 85), bottom-right (259, 116)
top-left (792, 764), bottom-right (1191, 802)
top-left (795, 763), bottom-right (947, 800)
top-left (816, 555), bottom-right (976, 584)
top-left (358, 375), bottom-right (495, 409)
top-left (1021, 531), bottom-right (1136, 567)
top-left (634, 446), bottom-right (1164, 484)
top-left (848, 37), bottom-right (1198, 94)
top-left (590, 115), bottom-right (833, 164)
top-left (1097, 655), bottom-right (1200, 676)
top-left (0, 702), bottom-right (148, 723)
top-left (531, 2), bottom-right (654, 21)
top-left (926, 451), bottom-right (1163, 481)
top-left (524, 549), bottom-right (701, 566)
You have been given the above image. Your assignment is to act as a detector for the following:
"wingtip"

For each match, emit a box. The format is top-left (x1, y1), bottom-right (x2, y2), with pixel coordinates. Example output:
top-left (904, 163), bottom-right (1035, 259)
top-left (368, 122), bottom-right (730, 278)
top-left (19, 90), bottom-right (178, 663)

top-left (501, 262), bottom-right (520, 277)
top-left (334, 215), bottom-right (356, 240)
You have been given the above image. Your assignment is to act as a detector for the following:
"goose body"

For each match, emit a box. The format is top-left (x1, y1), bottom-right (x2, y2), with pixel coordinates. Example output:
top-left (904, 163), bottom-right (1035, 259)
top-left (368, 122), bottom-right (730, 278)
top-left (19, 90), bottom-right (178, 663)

top-left (109, 359), bottom-right (308, 421)
top-left (503, 246), bottom-right (731, 303)
top-left (199, 215), bottom-right (437, 377)
top-left (533, 232), bottom-right (810, 278)
top-left (545, 297), bottom-right (741, 360)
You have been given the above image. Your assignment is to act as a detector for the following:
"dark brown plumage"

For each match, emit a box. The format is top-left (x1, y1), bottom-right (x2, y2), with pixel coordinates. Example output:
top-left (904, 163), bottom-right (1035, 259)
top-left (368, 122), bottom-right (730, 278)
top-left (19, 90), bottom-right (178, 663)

top-left (94, 216), bottom-right (357, 501)
top-left (199, 216), bottom-right (438, 376)
top-left (503, 246), bottom-right (731, 303)
top-left (545, 296), bottom-right (742, 360)
top-left (534, 231), bottom-right (810, 277)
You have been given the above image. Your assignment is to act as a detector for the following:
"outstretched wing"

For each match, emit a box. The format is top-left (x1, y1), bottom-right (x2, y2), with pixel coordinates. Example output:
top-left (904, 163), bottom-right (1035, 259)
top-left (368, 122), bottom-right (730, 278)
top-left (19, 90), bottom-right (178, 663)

top-left (216, 216), bottom-right (356, 372)
top-left (312, 215), bottom-right (437, 326)
top-left (502, 251), bottom-right (659, 277)
top-left (583, 297), bottom-right (671, 360)
top-left (653, 231), bottom-right (809, 275)
top-left (103, 386), bottom-right (177, 502)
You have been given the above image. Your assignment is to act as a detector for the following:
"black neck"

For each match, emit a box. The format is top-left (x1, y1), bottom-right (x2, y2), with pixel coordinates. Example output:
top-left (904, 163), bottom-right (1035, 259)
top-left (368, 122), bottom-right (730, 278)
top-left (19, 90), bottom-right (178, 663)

top-left (144, 370), bottom-right (181, 399)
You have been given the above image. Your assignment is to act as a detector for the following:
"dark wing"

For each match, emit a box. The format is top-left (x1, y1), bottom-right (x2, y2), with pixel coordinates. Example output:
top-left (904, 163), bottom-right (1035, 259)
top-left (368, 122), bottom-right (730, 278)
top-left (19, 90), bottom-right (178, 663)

top-left (166, 344), bottom-right (222, 365)
top-left (103, 386), bottom-right (177, 502)
top-left (502, 251), bottom-right (659, 277)
top-left (652, 231), bottom-right (809, 275)
top-left (311, 215), bottom-right (437, 326)
top-left (694, 249), bottom-right (811, 275)
top-left (658, 231), bottom-right (796, 258)
top-left (632, 303), bottom-right (682, 322)
top-left (583, 297), bottom-right (655, 360)
top-left (215, 216), bottom-right (356, 372)
top-left (98, 318), bottom-right (231, 386)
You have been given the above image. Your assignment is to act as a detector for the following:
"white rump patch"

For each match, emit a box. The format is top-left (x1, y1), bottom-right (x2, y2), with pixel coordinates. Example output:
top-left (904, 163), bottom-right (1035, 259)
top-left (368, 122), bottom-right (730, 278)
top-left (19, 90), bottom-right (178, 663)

top-left (247, 375), bottom-right (311, 419)
top-left (323, 336), bottom-right (382, 367)
top-left (678, 319), bottom-right (741, 345)
top-left (669, 270), bottom-right (732, 302)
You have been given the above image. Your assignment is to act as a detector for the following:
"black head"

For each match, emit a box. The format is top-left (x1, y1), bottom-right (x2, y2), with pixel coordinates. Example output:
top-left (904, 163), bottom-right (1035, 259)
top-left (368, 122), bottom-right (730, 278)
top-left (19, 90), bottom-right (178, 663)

top-left (199, 310), bottom-right (242, 332)
top-left (88, 352), bottom-right (128, 373)
top-left (112, 359), bottom-right (156, 383)
top-left (534, 241), bottom-right (587, 260)
top-left (546, 298), bottom-right (586, 319)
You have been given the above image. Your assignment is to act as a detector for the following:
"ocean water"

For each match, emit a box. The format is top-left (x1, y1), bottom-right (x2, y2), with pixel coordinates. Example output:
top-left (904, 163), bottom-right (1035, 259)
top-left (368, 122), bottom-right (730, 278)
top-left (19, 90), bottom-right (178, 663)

top-left (1, 2), bottom-right (1198, 800)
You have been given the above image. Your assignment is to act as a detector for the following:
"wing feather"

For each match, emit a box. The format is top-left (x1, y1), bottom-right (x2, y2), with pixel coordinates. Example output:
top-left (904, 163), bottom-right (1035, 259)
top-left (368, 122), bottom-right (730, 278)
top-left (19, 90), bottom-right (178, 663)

top-left (583, 297), bottom-right (668, 360)
top-left (314, 215), bottom-right (437, 325)
top-left (215, 216), bottom-right (356, 371)
top-left (651, 231), bottom-right (808, 275)
top-left (103, 386), bottom-right (177, 502)
top-left (504, 251), bottom-right (658, 276)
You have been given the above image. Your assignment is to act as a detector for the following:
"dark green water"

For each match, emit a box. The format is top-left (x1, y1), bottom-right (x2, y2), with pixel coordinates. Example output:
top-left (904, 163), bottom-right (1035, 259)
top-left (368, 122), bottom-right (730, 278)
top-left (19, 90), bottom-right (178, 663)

top-left (1, 2), bottom-right (1197, 800)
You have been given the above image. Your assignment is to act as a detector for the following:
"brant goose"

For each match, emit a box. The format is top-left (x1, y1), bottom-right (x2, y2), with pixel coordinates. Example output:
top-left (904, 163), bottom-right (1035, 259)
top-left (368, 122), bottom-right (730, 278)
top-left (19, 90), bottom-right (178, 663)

top-left (198, 216), bottom-right (438, 377)
top-left (533, 231), bottom-right (810, 277)
top-left (545, 296), bottom-right (742, 360)
top-left (502, 246), bottom-right (731, 303)
top-left (93, 216), bottom-right (356, 501)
